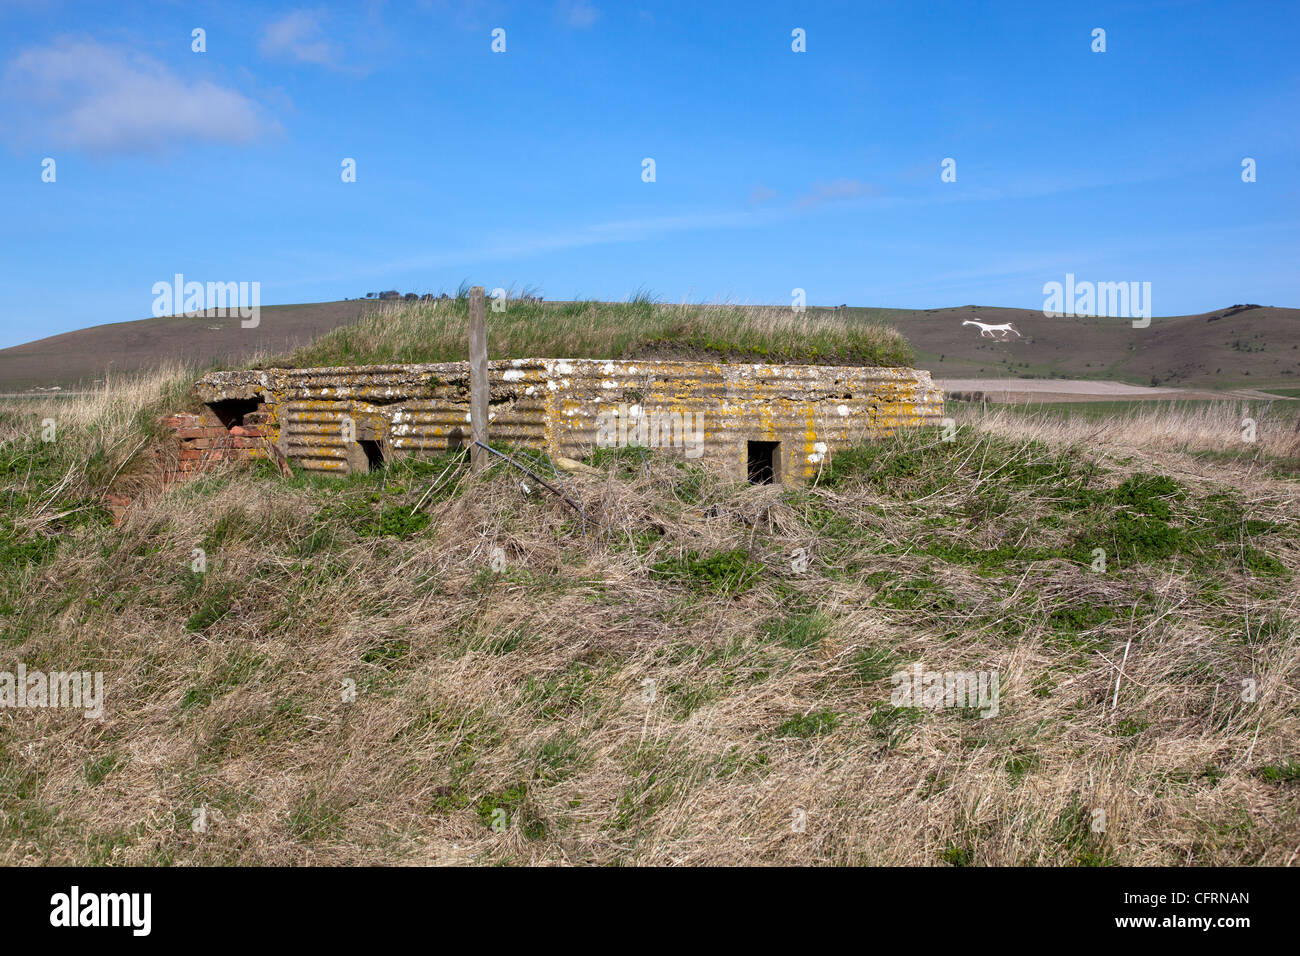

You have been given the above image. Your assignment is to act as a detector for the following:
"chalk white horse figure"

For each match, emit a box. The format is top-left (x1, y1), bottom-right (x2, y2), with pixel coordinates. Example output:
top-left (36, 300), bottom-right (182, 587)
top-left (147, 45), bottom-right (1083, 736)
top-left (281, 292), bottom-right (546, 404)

top-left (962, 318), bottom-right (1022, 340)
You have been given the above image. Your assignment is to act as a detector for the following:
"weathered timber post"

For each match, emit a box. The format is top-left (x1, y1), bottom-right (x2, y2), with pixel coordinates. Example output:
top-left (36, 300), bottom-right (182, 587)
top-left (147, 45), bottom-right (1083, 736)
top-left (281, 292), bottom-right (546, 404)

top-left (469, 286), bottom-right (488, 472)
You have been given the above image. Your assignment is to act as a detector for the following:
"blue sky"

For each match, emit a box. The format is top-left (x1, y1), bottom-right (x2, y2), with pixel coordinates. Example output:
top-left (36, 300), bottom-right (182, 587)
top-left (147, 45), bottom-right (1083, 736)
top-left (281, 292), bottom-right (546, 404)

top-left (1, 0), bottom-right (1297, 348)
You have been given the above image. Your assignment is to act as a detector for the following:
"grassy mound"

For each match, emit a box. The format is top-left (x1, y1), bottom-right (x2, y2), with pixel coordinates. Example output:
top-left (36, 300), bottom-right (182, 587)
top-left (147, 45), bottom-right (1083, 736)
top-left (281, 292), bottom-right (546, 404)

top-left (1, 381), bottom-right (1297, 865)
top-left (276, 295), bottom-right (914, 369)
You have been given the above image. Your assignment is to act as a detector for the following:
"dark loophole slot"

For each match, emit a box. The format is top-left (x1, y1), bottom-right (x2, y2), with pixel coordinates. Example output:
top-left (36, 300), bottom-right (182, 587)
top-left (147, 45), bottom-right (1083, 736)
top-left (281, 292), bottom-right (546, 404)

top-left (747, 440), bottom-right (779, 485)
top-left (206, 398), bottom-right (259, 429)
top-left (360, 440), bottom-right (385, 471)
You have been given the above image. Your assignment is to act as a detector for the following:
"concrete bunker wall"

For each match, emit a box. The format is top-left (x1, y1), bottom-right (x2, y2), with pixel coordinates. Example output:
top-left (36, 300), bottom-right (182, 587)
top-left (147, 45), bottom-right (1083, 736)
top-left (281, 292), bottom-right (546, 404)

top-left (194, 359), bottom-right (944, 484)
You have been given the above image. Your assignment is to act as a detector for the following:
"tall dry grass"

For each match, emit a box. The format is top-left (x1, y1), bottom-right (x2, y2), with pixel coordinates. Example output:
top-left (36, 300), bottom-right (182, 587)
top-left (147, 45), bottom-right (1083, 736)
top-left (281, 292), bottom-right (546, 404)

top-left (960, 400), bottom-right (1300, 462)
top-left (0, 362), bottom-right (194, 517)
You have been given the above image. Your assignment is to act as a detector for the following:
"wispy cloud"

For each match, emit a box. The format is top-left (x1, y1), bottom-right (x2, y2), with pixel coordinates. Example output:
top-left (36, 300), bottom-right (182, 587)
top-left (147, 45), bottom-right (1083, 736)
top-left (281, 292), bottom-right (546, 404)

top-left (408, 210), bottom-right (769, 268)
top-left (2, 37), bottom-right (276, 154)
top-left (796, 178), bottom-right (879, 208)
top-left (418, 0), bottom-right (506, 31)
top-left (557, 0), bottom-right (601, 29)
top-left (749, 184), bottom-right (778, 204)
top-left (277, 209), bottom-right (781, 287)
top-left (260, 10), bottom-right (340, 67)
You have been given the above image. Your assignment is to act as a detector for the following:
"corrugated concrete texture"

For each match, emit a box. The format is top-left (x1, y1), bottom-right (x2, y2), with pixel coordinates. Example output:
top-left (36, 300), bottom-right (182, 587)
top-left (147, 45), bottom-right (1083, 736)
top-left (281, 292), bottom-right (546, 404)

top-left (195, 358), bottom-right (944, 483)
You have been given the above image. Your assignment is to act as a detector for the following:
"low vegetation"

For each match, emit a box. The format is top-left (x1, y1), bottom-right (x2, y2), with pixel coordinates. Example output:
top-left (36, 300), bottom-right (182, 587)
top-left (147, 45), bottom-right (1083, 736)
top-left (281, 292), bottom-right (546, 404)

top-left (0, 369), bottom-right (1296, 865)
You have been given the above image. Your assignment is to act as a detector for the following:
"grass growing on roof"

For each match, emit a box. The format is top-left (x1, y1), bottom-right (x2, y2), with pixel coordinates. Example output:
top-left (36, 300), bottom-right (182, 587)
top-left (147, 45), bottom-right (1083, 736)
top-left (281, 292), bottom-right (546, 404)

top-left (273, 295), bottom-right (914, 370)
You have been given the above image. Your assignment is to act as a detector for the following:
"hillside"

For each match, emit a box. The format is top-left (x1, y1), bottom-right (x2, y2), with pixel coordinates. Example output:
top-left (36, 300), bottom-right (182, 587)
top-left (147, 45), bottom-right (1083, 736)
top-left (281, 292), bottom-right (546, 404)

top-left (1, 375), bottom-right (1297, 864)
top-left (888, 303), bottom-right (1300, 389)
top-left (3, 298), bottom-right (1297, 393)
top-left (0, 300), bottom-right (381, 393)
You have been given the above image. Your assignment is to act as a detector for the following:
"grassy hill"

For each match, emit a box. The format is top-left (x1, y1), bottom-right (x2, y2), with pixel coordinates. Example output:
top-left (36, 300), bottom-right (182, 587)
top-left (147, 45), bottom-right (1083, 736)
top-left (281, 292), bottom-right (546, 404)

top-left (1, 367), bottom-right (1297, 864)
top-left (3, 296), bottom-right (1297, 392)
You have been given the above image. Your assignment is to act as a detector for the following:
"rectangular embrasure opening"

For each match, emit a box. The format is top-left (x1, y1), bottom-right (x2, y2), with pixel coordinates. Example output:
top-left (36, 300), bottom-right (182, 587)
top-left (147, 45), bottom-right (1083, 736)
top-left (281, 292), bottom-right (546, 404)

top-left (360, 439), bottom-right (385, 471)
top-left (747, 440), bottom-right (779, 484)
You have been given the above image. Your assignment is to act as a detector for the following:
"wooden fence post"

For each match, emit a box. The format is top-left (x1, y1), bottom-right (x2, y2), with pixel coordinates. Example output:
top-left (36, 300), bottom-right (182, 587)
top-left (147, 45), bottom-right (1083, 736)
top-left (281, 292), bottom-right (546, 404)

top-left (469, 286), bottom-right (488, 472)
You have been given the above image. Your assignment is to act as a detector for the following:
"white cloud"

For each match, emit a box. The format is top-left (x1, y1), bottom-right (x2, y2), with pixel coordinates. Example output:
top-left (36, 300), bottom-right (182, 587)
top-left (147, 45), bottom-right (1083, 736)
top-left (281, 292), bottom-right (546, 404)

top-left (557, 0), bottom-right (601, 28)
top-left (260, 10), bottom-right (340, 67)
top-left (3, 38), bottom-right (275, 154)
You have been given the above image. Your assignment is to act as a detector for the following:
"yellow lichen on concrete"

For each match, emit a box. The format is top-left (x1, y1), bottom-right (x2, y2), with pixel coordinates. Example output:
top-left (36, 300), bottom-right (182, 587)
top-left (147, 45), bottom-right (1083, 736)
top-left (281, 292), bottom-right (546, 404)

top-left (195, 358), bottom-right (943, 483)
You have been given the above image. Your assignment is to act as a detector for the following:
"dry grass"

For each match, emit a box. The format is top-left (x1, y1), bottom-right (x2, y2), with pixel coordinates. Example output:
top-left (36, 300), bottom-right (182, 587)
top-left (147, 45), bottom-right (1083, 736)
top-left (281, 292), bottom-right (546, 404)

top-left (1, 379), bottom-right (1297, 866)
top-left (276, 296), bottom-right (914, 370)
top-left (0, 363), bottom-right (194, 522)
top-left (962, 400), bottom-right (1300, 464)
